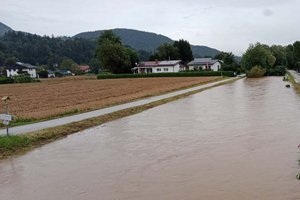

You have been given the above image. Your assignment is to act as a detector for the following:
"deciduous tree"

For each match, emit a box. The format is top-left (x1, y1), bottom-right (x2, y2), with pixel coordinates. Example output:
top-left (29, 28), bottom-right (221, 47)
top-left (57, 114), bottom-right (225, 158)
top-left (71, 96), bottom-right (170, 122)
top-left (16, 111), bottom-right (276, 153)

top-left (174, 39), bottom-right (193, 63)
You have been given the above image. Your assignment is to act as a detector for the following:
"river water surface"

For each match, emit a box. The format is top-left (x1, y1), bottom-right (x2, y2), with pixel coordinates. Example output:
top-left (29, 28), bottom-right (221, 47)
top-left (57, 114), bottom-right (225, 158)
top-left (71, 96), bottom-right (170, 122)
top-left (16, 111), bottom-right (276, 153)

top-left (1, 77), bottom-right (300, 200)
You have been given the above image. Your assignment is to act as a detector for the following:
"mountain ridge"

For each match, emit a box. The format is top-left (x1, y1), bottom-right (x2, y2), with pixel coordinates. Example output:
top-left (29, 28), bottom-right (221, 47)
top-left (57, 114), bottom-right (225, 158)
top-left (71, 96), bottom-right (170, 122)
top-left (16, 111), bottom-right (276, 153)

top-left (0, 22), bottom-right (13, 36)
top-left (74, 28), bottom-right (220, 57)
top-left (0, 21), bottom-right (220, 58)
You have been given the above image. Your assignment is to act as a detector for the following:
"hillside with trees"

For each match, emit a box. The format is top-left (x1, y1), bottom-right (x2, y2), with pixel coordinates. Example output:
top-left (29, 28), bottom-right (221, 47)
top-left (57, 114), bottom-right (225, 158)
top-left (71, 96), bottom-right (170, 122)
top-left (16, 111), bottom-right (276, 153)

top-left (75, 28), bottom-right (220, 58)
top-left (0, 31), bottom-right (95, 69)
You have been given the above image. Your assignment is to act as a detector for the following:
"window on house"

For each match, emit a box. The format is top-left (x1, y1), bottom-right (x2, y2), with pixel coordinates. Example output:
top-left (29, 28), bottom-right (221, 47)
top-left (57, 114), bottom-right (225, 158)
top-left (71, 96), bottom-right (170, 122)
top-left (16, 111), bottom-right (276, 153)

top-left (164, 68), bottom-right (168, 72)
top-left (156, 68), bottom-right (161, 72)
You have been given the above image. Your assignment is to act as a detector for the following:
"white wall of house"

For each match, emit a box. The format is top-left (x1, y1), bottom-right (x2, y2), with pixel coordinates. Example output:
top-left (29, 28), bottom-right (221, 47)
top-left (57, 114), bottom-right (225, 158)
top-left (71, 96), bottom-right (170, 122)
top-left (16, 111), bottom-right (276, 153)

top-left (211, 62), bottom-right (221, 71)
top-left (6, 69), bottom-right (19, 77)
top-left (23, 68), bottom-right (37, 78)
top-left (187, 65), bottom-right (202, 71)
top-left (6, 68), bottom-right (37, 78)
top-left (188, 62), bottom-right (221, 72)
top-left (152, 64), bottom-right (180, 73)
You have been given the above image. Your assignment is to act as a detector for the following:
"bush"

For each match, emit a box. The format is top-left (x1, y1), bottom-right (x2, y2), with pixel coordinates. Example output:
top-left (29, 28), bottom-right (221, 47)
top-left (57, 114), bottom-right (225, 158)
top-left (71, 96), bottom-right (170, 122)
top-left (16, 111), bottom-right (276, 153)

top-left (0, 77), bottom-right (14, 84)
top-left (247, 66), bottom-right (266, 78)
top-left (97, 71), bottom-right (235, 79)
top-left (55, 71), bottom-right (63, 77)
top-left (38, 70), bottom-right (49, 78)
top-left (12, 75), bottom-right (39, 83)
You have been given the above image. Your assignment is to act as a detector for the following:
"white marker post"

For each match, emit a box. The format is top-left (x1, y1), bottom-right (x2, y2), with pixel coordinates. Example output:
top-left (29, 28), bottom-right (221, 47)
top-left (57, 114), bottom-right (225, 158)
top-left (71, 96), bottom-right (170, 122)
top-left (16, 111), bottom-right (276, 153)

top-left (1, 96), bottom-right (12, 136)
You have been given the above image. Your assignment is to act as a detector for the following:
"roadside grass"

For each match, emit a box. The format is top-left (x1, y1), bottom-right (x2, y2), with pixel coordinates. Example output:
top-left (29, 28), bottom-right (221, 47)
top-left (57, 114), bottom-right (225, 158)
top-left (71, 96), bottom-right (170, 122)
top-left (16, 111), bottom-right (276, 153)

top-left (287, 71), bottom-right (300, 93)
top-left (0, 77), bottom-right (225, 129)
top-left (0, 77), bottom-right (241, 159)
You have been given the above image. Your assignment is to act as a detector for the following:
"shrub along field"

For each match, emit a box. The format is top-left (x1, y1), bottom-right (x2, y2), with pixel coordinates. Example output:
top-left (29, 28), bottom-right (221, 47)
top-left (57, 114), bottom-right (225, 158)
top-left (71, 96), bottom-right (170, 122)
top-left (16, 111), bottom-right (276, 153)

top-left (97, 71), bottom-right (235, 79)
top-left (0, 75), bottom-right (221, 122)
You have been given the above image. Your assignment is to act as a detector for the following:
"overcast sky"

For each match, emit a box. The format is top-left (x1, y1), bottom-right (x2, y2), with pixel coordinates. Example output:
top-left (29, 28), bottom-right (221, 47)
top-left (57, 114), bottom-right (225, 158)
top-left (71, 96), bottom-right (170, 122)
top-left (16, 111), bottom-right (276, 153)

top-left (1, 0), bottom-right (300, 55)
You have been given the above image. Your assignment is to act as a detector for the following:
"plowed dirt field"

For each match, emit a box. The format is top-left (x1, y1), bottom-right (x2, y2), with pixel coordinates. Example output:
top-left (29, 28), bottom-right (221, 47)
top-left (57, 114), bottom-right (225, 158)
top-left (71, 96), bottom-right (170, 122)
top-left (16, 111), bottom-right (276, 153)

top-left (0, 76), bottom-right (218, 120)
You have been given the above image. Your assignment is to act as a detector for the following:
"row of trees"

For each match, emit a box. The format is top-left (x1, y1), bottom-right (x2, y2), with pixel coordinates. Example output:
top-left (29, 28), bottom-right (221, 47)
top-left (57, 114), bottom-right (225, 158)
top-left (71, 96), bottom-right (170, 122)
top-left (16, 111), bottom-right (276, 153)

top-left (241, 42), bottom-right (300, 77)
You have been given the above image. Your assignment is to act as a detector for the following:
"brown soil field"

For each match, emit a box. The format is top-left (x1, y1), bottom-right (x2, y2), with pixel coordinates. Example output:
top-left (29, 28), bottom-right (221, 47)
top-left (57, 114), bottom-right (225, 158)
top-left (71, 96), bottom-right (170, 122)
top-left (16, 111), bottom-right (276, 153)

top-left (0, 76), bottom-right (219, 120)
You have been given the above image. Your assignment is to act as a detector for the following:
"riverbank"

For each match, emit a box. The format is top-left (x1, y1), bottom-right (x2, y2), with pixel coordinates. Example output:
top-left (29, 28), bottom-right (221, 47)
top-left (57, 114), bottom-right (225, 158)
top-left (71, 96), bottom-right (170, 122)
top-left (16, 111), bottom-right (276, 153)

top-left (287, 70), bottom-right (300, 92)
top-left (0, 77), bottom-right (241, 159)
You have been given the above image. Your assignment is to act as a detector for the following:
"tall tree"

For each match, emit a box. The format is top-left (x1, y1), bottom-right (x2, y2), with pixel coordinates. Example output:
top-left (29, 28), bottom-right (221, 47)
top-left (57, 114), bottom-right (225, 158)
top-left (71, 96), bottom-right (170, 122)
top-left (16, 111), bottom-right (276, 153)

top-left (241, 43), bottom-right (274, 71)
top-left (173, 39), bottom-right (193, 64)
top-left (214, 51), bottom-right (240, 72)
top-left (95, 30), bottom-right (132, 73)
top-left (270, 45), bottom-right (287, 66)
top-left (293, 41), bottom-right (300, 63)
top-left (286, 45), bottom-right (294, 69)
top-left (214, 51), bottom-right (235, 65)
top-left (154, 43), bottom-right (179, 60)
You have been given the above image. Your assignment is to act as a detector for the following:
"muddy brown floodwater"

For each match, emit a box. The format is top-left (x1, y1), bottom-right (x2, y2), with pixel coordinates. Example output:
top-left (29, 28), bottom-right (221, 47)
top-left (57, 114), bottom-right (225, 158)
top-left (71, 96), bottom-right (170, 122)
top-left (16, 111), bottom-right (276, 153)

top-left (1, 77), bottom-right (300, 200)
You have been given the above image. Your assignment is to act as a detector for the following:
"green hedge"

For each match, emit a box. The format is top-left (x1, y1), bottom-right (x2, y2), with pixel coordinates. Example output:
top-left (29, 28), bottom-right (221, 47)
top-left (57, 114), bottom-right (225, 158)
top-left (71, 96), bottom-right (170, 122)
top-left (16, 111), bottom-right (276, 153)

top-left (13, 75), bottom-right (39, 83)
top-left (0, 75), bottom-right (40, 84)
top-left (97, 71), bottom-right (235, 79)
top-left (0, 77), bottom-right (14, 84)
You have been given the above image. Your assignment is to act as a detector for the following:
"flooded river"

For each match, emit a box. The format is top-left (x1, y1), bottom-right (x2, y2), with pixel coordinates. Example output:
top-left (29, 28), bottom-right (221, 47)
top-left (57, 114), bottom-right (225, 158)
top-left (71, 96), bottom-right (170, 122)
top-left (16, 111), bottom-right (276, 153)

top-left (1, 77), bottom-right (300, 200)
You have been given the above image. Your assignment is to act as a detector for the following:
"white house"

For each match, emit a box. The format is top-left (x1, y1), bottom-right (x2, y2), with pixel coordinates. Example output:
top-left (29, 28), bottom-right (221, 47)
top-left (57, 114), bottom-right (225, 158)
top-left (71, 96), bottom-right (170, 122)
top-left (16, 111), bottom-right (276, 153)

top-left (132, 60), bottom-right (183, 74)
top-left (187, 58), bottom-right (222, 71)
top-left (6, 62), bottom-right (37, 78)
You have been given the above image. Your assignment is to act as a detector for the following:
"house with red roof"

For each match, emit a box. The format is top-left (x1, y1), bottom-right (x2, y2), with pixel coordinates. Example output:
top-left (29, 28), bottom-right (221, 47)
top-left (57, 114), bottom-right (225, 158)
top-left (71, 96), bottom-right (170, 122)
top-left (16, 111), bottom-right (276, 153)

top-left (79, 65), bottom-right (90, 73)
top-left (132, 60), bottom-right (184, 74)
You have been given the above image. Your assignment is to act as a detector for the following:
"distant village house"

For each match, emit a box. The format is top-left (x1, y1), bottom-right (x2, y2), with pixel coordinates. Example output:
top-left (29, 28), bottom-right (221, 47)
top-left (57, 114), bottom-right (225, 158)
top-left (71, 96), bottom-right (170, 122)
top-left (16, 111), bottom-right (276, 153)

top-left (47, 70), bottom-right (56, 78)
top-left (79, 65), bottom-right (90, 73)
top-left (6, 62), bottom-right (37, 78)
top-left (187, 58), bottom-right (222, 72)
top-left (132, 60), bottom-right (183, 74)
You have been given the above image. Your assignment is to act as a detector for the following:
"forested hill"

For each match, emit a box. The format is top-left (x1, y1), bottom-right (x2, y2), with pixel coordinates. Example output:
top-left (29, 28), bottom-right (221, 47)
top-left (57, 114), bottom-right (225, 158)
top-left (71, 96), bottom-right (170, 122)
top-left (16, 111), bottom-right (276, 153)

top-left (0, 31), bottom-right (95, 66)
top-left (0, 22), bottom-right (12, 36)
top-left (75, 29), bottom-right (173, 53)
top-left (74, 28), bottom-right (220, 57)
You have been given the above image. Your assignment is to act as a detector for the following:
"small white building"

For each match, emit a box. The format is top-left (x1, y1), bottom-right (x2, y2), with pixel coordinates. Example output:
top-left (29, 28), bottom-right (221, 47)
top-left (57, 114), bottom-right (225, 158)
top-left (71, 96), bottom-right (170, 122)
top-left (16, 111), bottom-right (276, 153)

top-left (187, 58), bottom-right (222, 71)
top-left (47, 70), bottom-right (56, 78)
top-left (6, 62), bottom-right (37, 78)
top-left (132, 60), bottom-right (183, 74)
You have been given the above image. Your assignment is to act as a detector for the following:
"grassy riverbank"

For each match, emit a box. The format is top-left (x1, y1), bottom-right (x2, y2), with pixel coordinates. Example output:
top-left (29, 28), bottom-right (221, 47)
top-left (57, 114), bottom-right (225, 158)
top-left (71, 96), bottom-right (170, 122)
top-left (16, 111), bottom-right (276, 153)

top-left (287, 71), bottom-right (300, 92)
top-left (0, 77), bottom-right (240, 159)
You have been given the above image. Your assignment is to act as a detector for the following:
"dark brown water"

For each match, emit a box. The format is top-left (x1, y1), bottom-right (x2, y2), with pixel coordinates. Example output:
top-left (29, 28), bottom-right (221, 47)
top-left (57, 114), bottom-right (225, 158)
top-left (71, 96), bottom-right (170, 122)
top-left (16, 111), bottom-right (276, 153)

top-left (1, 77), bottom-right (300, 200)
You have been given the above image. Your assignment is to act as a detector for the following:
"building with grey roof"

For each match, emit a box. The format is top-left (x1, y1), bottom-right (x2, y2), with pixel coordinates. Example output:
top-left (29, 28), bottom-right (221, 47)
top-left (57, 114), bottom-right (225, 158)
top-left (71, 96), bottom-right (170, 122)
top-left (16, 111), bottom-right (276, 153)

top-left (187, 58), bottom-right (222, 71)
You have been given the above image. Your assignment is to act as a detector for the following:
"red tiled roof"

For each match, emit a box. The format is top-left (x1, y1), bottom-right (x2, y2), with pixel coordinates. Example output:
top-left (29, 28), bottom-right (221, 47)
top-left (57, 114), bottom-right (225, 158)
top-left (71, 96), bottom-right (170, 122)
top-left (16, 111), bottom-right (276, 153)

top-left (79, 65), bottom-right (90, 71)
